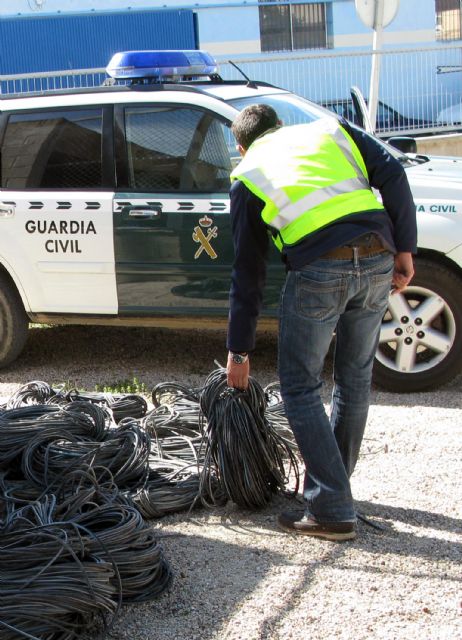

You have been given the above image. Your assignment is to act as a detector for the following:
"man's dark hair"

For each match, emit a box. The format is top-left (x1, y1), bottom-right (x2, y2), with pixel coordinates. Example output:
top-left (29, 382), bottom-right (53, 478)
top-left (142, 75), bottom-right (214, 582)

top-left (231, 103), bottom-right (280, 150)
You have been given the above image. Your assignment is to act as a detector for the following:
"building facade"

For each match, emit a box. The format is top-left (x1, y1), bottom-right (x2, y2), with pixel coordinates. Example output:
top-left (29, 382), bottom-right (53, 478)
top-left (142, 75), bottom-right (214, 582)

top-left (1, 0), bottom-right (457, 56)
top-left (1, 1), bottom-right (461, 123)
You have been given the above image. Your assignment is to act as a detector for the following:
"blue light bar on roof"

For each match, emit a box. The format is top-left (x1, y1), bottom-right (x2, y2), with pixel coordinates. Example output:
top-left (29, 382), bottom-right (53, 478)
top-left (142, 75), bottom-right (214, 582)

top-left (106, 50), bottom-right (218, 81)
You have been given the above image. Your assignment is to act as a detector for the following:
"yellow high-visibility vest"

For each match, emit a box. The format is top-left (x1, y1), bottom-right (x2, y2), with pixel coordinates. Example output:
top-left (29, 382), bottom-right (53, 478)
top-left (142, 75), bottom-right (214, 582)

top-left (231, 118), bottom-right (385, 249)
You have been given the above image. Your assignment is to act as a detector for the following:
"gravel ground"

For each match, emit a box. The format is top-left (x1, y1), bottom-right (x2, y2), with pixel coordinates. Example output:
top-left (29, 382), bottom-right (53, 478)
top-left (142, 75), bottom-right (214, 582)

top-left (1, 324), bottom-right (461, 640)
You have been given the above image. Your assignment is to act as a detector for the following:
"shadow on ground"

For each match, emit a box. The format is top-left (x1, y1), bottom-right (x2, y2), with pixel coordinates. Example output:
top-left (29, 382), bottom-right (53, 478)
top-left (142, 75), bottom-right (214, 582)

top-left (1, 324), bottom-right (460, 409)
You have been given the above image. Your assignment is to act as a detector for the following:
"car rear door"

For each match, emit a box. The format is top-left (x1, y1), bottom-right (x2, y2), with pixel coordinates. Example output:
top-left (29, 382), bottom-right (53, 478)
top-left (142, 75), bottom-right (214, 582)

top-left (113, 102), bottom-right (237, 317)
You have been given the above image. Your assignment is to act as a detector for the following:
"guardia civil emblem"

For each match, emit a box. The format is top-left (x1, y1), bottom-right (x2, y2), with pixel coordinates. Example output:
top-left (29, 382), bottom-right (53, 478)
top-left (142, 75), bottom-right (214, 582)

top-left (192, 215), bottom-right (218, 260)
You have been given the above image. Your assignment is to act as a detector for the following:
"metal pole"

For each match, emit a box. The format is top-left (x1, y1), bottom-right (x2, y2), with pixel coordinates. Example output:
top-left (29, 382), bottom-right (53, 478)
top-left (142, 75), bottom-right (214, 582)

top-left (368, 0), bottom-right (385, 132)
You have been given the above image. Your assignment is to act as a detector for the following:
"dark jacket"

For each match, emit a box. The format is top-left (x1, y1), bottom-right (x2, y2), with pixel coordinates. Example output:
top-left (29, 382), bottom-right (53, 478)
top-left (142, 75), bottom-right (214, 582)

top-left (227, 119), bottom-right (417, 353)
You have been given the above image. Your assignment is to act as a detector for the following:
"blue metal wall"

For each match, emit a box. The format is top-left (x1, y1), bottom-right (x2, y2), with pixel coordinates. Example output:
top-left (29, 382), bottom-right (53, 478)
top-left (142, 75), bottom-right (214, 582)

top-left (0, 10), bottom-right (197, 74)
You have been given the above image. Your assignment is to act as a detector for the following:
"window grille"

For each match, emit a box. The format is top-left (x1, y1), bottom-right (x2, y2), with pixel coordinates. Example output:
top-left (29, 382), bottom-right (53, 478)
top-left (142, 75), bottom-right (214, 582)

top-left (124, 106), bottom-right (232, 193)
top-left (259, 1), bottom-right (327, 52)
top-left (436, 0), bottom-right (462, 41)
top-left (1, 109), bottom-right (103, 189)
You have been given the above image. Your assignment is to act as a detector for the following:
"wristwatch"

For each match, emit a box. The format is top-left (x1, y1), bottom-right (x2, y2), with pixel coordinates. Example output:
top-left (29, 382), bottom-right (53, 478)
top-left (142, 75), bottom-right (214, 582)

top-left (230, 352), bottom-right (248, 365)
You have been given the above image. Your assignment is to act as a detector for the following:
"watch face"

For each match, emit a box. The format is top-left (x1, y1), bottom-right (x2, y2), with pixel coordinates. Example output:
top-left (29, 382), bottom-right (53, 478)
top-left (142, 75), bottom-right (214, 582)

top-left (231, 353), bottom-right (247, 364)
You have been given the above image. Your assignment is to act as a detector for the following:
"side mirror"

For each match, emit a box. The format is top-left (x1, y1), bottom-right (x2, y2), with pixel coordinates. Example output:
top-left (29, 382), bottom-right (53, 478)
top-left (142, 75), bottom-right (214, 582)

top-left (387, 136), bottom-right (417, 154)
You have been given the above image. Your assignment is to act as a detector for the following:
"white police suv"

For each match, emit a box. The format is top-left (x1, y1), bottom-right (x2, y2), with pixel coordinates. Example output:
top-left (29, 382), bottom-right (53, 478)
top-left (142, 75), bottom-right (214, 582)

top-left (0, 50), bottom-right (461, 392)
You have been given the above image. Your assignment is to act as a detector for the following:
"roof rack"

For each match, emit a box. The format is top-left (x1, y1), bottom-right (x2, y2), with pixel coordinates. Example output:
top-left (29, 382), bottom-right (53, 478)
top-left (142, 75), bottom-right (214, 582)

top-left (0, 79), bottom-right (280, 102)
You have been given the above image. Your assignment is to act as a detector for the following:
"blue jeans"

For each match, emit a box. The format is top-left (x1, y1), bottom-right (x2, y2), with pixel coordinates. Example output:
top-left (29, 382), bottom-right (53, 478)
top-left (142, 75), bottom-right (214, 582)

top-left (278, 251), bottom-right (394, 522)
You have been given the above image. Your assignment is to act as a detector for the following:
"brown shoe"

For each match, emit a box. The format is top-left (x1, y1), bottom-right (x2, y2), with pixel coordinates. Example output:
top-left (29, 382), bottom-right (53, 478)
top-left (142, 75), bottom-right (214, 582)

top-left (277, 511), bottom-right (356, 541)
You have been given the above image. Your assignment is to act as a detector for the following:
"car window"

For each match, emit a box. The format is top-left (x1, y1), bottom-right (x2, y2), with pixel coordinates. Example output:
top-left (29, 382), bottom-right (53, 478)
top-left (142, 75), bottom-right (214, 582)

top-left (230, 92), bottom-right (416, 167)
top-left (229, 93), bottom-right (326, 126)
top-left (124, 106), bottom-right (233, 192)
top-left (322, 100), bottom-right (358, 124)
top-left (329, 103), bottom-right (345, 117)
top-left (0, 108), bottom-right (103, 189)
top-left (327, 101), bottom-right (342, 114)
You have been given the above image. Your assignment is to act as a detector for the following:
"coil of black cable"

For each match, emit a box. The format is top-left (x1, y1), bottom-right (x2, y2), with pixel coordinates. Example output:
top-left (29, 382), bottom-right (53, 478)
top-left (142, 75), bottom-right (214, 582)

top-left (198, 368), bottom-right (299, 509)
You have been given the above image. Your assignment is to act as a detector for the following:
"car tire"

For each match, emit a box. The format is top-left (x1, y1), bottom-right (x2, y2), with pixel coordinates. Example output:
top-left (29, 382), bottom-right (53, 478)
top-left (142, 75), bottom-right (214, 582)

top-left (0, 272), bottom-right (29, 368)
top-left (373, 257), bottom-right (462, 392)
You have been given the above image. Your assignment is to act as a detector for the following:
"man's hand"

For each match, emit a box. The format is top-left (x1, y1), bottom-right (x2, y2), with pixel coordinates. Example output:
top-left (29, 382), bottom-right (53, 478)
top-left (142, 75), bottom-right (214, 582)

top-left (392, 252), bottom-right (414, 294)
top-left (227, 352), bottom-right (250, 390)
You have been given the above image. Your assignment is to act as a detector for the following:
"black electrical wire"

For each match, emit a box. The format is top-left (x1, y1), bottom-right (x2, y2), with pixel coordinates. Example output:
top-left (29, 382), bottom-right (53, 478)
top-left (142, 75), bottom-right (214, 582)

top-left (53, 465), bottom-right (126, 522)
top-left (263, 382), bottom-right (299, 452)
top-left (0, 516), bottom-right (120, 640)
top-left (146, 423), bottom-right (203, 466)
top-left (198, 368), bottom-right (299, 509)
top-left (0, 405), bottom-right (62, 468)
top-left (151, 382), bottom-right (200, 408)
top-left (0, 472), bottom-right (44, 524)
top-left (134, 459), bottom-right (202, 519)
top-left (21, 428), bottom-right (103, 489)
top-left (12, 417), bottom-right (149, 498)
top-left (0, 488), bottom-right (171, 637)
top-left (110, 394), bottom-right (148, 423)
top-left (0, 372), bottom-right (300, 638)
top-left (70, 501), bottom-right (172, 603)
top-left (101, 420), bottom-right (151, 492)
top-left (5, 380), bottom-right (56, 409)
top-left (5, 380), bottom-right (148, 424)
top-left (0, 402), bottom-right (109, 475)
top-left (145, 401), bottom-right (203, 438)
top-left (144, 392), bottom-right (206, 467)
top-left (0, 388), bottom-right (173, 638)
top-left (61, 391), bottom-right (148, 424)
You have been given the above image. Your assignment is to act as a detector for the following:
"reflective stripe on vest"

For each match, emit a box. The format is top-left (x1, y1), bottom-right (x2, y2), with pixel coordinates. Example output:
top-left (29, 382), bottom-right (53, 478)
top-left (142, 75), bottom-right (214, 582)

top-left (231, 118), bottom-right (384, 245)
top-left (240, 170), bottom-right (369, 230)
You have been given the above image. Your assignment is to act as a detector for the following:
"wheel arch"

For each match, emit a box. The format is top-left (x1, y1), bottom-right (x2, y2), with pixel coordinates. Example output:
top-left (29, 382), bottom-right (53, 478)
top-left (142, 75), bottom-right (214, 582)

top-left (0, 260), bottom-right (31, 319)
top-left (0, 262), bottom-right (31, 368)
top-left (416, 247), bottom-right (462, 280)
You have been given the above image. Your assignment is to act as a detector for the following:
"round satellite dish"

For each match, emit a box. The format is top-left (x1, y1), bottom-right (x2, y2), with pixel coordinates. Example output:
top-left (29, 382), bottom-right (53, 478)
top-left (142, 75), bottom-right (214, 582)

top-left (355, 0), bottom-right (400, 29)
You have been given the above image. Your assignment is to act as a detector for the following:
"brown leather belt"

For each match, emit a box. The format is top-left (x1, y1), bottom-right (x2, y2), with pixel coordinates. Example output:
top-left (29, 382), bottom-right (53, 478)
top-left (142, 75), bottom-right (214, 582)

top-left (321, 234), bottom-right (388, 260)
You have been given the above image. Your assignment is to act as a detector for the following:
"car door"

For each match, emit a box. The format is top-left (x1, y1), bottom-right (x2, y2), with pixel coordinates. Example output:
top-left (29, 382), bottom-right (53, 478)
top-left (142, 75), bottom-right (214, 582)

top-left (113, 103), bottom-right (237, 317)
top-left (350, 86), bottom-right (374, 133)
top-left (0, 105), bottom-right (117, 315)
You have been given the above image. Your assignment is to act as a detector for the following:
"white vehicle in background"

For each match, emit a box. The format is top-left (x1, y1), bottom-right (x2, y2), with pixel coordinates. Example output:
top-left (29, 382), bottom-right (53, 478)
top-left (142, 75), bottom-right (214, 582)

top-left (0, 50), bottom-right (461, 392)
top-left (437, 101), bottom-right (462, 127)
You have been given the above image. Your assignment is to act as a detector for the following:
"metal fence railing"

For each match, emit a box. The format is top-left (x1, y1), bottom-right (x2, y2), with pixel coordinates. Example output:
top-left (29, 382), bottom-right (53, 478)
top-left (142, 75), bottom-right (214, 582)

top-left (217, 44), bottom-right (462, 136)
top-left (1, 44), bottom-right (461, 137)
top-left (0, 68), bottom-right (108, 96)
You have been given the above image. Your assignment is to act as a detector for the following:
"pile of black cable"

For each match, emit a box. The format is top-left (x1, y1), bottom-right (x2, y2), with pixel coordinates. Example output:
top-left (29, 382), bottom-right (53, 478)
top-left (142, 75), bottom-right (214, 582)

top-left (134, 458), bottom-right (202, 519)
top-left (0, 380), bottom-right (205, 523)
top-left (0, 512), bottom-right (120, 639)
top-left (0, 401), bottom-right (150, 499)
top-left (0, 373), bottom-right (300, 636)
top-left (147, 382), bottom-right (203, 463)
top-left (3, 379), bottom-right (148, 424)
top-left (57, 473), bottom-right (172, 603)
top-left (135, 383), bottom-right (207, 519)
top-left (0, 478), bottom-right (171, 639)
top-left (0, 388), bottom-right (173, 638)
top-left (198, 368), bottom-right (299, 509)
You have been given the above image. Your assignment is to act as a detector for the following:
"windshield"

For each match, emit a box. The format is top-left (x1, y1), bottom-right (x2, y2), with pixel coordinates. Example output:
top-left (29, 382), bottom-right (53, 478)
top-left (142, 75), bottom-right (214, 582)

top-left (228, 92), bottom-right (416, 167)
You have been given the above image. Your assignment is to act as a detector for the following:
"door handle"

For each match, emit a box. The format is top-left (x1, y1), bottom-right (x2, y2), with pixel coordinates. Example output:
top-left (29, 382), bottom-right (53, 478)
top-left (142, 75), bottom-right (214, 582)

top-left (0, 204), bottom-right (15, 218)
top-left (127, 207), bottom-right (161, 219)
